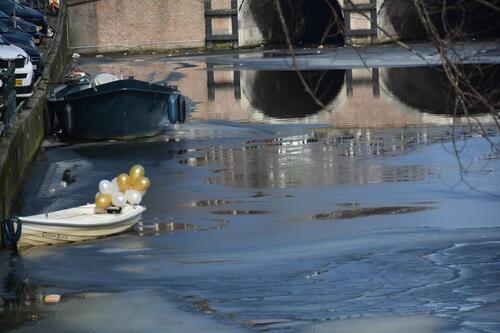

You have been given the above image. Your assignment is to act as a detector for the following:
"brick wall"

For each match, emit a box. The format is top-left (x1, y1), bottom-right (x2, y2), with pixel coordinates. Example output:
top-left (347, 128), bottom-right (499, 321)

top-left (68, 0), bottom-right (205, 53)
top-left (67, 0), bottom-right (402, 54)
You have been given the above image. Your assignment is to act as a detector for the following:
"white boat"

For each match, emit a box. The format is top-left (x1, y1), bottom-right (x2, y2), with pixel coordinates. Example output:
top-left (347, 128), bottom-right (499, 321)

top-left (17, 204), bottom-right (146, 249)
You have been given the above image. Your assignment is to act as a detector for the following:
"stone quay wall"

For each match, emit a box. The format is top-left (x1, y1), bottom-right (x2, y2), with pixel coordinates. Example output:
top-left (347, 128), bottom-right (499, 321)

top-left (0, 6), bottom-right (69, 246)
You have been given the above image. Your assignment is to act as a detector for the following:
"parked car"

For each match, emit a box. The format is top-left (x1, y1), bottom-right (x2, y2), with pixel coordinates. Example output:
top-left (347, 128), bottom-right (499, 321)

top-left (0, 0), bottom-right (48, 34)
top-left (0, 35), bottom-right (34, 98)
top-left (0, 9), bottom-right (43, 45)
top-left (0, 20), bottom-right (43, 76)
top-left (16, 0), bottom-right (45, 12)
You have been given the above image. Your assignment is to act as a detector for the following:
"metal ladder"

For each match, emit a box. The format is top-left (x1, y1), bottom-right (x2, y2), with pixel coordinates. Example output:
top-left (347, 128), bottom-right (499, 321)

top-left (343, 0), bottom-right (378, 44)
top-left (204, 0), bottom-right (239, 49)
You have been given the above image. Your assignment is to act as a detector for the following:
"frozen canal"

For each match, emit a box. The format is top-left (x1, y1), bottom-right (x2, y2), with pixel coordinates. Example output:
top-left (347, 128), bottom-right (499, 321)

top-left (1, 45), bottom-right (500, 332)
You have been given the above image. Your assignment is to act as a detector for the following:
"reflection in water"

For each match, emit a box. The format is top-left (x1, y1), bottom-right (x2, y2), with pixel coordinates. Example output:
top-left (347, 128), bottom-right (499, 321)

top-left (185, 200), bottom-right (236, 207)
top-left (244, 70), bottom-right (345, 118)
top-left (135, 222), bottom-right (198, 236)
top-left (207, 63), bottom-right (241, 101)
top-left (211, 210), bottom-right (269, 215)
top-left (240, 65), bottom-right (497, 124)
top-left (73, 56), bottom-right (498, 126)
top-left (346, 68), bottom-right (380, 97)
top-left (242, 64), bottom-right (498, 121)
top-left (178, 128), bottom-right (438, 189)
top-left (134, 220), bottom-right (230, 236)
top-left (0, 257), bottom-right (42, 331)
top-left (383, 65), bottom-right (500, 115)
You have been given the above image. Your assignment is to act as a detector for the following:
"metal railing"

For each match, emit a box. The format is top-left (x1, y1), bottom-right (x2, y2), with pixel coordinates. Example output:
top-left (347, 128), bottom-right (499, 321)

top-left (0, 63), bottom-right (17, 137)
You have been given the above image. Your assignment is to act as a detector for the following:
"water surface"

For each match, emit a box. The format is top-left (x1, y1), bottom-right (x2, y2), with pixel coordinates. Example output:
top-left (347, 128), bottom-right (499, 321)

top-left (1, 45), bottom-right (499, 332)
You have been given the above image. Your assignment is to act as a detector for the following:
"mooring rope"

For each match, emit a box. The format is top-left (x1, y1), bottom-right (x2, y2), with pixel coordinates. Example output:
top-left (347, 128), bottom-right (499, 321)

top-left (2, 217), bottom-right (22, 247)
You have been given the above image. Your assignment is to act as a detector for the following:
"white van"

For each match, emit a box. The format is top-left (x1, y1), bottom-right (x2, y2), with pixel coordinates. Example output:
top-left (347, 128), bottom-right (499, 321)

top-left (0, 36), bottom-right (34, 98)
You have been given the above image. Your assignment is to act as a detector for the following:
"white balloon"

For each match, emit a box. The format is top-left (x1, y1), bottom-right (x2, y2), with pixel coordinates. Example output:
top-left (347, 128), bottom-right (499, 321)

top-left (140, 190), bottom-right (146, 196)
top-left (111, 192), bottom-right (127, 207)
top-left (125, 189), bottom-right (142, 205)
top-left (134, 192), bottom-right (143, 205)
top-left (111, 177), bottom-right (120, 194)
top-left (125, 189), bottom-right (133, 203)
top-left (99, 180), bottom-right (113, 195)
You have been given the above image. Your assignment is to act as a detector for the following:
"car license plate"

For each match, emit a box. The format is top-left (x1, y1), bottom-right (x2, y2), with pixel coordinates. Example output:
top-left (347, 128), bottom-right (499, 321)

top-left (37, 25), bottom-right (42, 31)
top-left (15, 79), bottom-right (23, 87)
top-left (34, 38), bottom-right (40, 44)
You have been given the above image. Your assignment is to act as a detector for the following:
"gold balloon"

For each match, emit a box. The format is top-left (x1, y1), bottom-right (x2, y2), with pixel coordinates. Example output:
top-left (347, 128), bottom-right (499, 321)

top-left (117, 173), bottom-right (131, 192)
top-left (95, 193), bottom-right (112, 209)
top-left (128, 164), bottom-right (145, 178)
top-left (129, 164), bottom-right (145, 184)
top-left (131, 176), bottom-right (151, 192)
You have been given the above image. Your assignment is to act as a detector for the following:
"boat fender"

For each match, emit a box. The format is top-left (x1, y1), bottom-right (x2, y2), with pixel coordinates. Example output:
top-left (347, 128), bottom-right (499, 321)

top-left (177, 95), bottom-right (187, 124)
top-left (2, 217), bottom-right (22, 248)
top-left (168, 93), bottom-right (180, 124)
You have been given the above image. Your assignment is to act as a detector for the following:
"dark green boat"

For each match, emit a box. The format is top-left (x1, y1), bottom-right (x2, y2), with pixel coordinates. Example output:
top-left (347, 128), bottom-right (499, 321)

top-left (48, 73), bottom-right (187, 140)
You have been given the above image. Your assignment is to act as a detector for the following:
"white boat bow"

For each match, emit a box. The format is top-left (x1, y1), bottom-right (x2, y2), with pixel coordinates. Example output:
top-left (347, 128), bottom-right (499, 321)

top-left (17, 204), bottom-right (146, 249)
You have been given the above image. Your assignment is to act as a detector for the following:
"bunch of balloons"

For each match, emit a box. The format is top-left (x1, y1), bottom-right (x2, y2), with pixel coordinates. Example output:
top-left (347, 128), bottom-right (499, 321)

top-left (95, 164), bottom-right (151, 209)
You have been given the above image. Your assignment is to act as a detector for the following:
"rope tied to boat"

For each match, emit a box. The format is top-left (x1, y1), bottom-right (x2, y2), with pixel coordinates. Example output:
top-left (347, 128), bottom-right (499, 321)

top-left (2, 217), bottom-right (22, 248)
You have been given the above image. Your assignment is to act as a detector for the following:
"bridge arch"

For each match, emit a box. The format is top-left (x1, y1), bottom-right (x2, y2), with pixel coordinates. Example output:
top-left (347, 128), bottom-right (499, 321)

top-left (239, 0), bottom-right (346, 46)
top-left (238, 0), bottom-right (500, 47)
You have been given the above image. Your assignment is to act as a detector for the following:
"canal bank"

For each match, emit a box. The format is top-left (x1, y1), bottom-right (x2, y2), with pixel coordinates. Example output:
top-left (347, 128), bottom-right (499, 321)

top-left (0, 6), bottom-right (69, 245)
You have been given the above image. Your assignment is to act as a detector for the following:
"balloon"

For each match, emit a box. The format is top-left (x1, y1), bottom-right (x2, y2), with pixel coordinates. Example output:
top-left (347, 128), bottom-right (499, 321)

top-left (95, 193), bottom-right (112, 209)
top-left (111, 177), bottom-right (120, 193)
top-left (111, 192), bottom-right (127, 207)
top-left (117, 173), bottom-right (131, 192)
top-left (95, 192), bottom-right (100, 199)
top-left (129, 164), bottom-right (145, 177)
top-left (99, 180), bottom-right (113, 195)
top-left (129, 164), bottom-right (145, 184)
top-left (131, 176), bottom-right (151, 192)
top-left (125, 189), bottom-right (142, 205)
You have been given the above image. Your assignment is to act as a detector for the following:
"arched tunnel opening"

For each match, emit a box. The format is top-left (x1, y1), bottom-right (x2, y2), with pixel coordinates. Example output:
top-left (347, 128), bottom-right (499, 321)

top-left (384, 0), bottom-right (500, 41)
top-left (249, 0), bottom-right (345, 46)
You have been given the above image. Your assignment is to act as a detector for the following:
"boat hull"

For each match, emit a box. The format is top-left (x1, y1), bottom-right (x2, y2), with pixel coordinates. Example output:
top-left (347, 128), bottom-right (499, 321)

top-left (18, 204), bottom-right (145, 249)
top-left (49, 79), bottom-right (177, 140)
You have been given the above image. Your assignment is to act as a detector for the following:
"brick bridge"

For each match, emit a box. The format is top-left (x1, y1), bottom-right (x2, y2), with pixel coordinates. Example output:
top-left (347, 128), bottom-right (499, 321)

top-left (66, 0), bottom-right (399, 54)
top-left (66, 0), bottom-right (497, 53)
